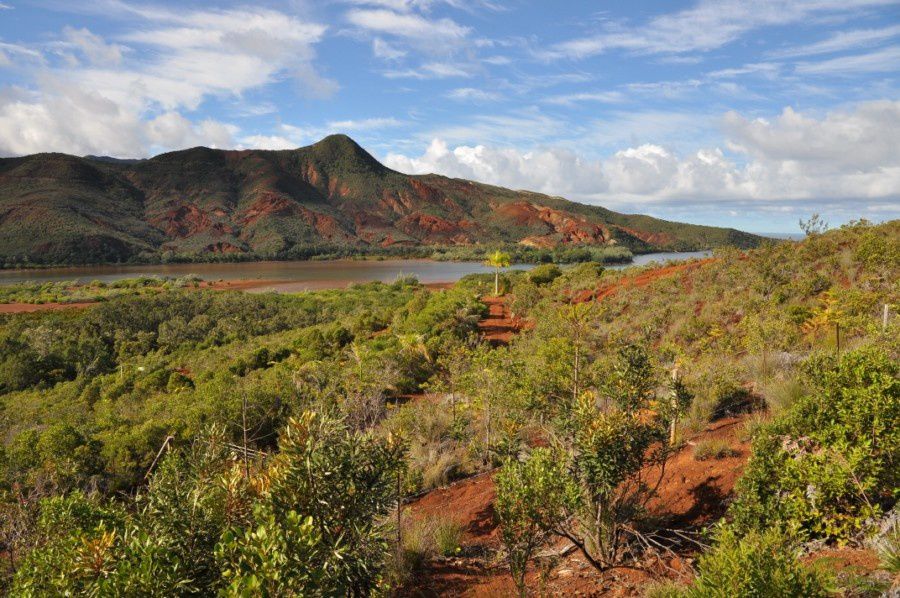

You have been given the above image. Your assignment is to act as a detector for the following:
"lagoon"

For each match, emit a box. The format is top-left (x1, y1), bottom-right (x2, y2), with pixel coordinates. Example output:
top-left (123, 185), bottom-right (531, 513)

top-left (0, 251), bottom-right (711, 291)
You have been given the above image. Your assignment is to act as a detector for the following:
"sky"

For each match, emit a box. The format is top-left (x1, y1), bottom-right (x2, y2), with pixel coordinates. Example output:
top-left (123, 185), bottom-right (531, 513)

top-left (1, 1), bottom-right (899, 232)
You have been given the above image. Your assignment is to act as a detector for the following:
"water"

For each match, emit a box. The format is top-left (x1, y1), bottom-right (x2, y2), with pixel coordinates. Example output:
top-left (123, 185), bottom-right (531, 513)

top-left (0, 251), bottom-right (711, 291)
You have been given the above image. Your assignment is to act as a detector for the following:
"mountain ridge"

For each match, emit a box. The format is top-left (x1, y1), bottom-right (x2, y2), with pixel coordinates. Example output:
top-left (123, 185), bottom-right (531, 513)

top-left (0, 134), bottom-right (765, 265)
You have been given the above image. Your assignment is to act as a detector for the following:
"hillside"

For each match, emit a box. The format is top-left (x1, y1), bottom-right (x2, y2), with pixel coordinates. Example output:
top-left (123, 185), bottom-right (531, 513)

top-left (0, 135), bottom-right (764, 265)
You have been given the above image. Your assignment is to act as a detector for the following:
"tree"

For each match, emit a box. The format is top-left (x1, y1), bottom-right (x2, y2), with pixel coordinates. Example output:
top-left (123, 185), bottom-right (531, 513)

top-left (485, 250), bottom-right (511, 296)
top-left (496, 345), bottom-right (678, 575)
top-left (799, 213), bottom-right (828, 236)
top-left (495, 449), bottom-right (578, 597)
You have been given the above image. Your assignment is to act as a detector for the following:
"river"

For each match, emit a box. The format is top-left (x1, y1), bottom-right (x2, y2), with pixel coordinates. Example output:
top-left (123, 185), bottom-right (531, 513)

top-left (0, 251), bottom-right (711, 291)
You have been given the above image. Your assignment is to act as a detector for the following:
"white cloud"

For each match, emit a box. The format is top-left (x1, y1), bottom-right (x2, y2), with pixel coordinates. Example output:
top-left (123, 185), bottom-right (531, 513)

top-left (241, 134), bottom-right (299, 150)
top-left (385, 101), bottom-right (900, 207)
top-left (0, 4), bottom-right (334, 157)
top-left (425, 109), bottom-right (567, 144)
top-left (794, 45), bottom-right (900, 75)
top-left (383, 61), bottom-right (473, 78)
top-left (544, 0), bottom-right (900, 59)
top-left (447, 87), bottom-right (502, 101)
top-left (385, 138), bottom-right (608, 196)
top-left (543, 91), bottom-right (625, 106)
top-left (373, 38), bottom-right (406, 60)
top-left (326, 117), bottom-right (402, 130)
top-left (769, 23), bottom-right (900, 58)
top-left (59, 26), bottom-right (124, 66)
top-left (345, 8), bottom-right (469, 45)
top-left (0, 85), bottom-right (237, 157)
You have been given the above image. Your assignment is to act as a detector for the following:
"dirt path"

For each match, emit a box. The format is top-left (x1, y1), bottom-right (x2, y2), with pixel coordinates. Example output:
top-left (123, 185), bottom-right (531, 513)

top-left (477, 295), bottom-right (525, 345)
top-left (404, 414), bottom-right (752, 597)
top-left (574, 258), bottom-right (716, 303)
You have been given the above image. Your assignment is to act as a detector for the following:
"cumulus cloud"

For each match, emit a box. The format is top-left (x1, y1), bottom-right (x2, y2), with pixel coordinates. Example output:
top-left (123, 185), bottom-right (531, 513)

top-left (384, 101), bottom-right (900, 208)
top-left (386, 138), bottom-right (608, 196)
top-left (0, 4), bottom-right (333, 157)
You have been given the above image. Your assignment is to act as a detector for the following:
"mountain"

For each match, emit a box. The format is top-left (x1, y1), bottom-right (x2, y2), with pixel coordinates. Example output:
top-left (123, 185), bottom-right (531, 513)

top-left (0, 135), bottom-right (765, 265)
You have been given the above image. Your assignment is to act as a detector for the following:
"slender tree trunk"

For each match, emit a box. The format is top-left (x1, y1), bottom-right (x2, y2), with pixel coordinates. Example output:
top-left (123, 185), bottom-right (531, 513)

top-left (573, 343), bottom-right (580, 402)
top-left (396, 465), bottom-right (402, 551)
top-left (242, 395), bottom-right (250, 479)
top-left (484, 396), bottom-right (491, 464)
top-left (494, 269), bottom-right (499, 295)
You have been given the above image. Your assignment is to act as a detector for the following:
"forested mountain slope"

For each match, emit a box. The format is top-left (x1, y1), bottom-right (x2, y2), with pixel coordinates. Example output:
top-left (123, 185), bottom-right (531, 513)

top-left (0, 135), bottom-right (763, 265)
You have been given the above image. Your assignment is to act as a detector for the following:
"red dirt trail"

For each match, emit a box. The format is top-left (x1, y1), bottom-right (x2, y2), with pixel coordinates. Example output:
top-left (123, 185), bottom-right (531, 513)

top-left (477, 295), bottom-right (527, 345)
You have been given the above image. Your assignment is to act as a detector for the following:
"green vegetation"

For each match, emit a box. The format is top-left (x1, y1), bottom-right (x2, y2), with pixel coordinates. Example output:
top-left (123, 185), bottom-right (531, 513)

top-left (485, 250), bottom-right (511, 295)
top-left (0, 219), bottom-right (895, 594)
top-left (693, 439), bottom-right (740, 461)
top-left (0, 276), bottom-right (202, 304)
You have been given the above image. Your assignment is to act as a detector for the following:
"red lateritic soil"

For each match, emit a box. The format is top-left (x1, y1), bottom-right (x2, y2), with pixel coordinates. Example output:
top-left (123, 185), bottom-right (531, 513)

top-left (403, 414), bottom-right (753, 597)
top-left (477, 295), bottom-right (529, 345)
top-left (0, 301), bottom-right (97, 313)
top-left (574, 258), bottom-right (717, 304)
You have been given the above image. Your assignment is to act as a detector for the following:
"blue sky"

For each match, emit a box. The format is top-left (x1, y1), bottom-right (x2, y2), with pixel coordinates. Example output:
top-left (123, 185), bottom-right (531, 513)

top-left (1, 1), bottom-right (899, 232)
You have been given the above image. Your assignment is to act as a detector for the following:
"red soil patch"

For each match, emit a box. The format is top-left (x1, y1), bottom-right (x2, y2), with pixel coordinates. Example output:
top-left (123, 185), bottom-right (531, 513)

top-left (576, 258), bottom-right (716, 304)
top-left (405, 414), bottom-right (752, 596)
top-left (805, 547), bottom-right (883, 576)
top-left (496, 201), bottom-right (609, 247)
top-left (407, 472), bottom-right (499, 549)
top-left (645, 417), bottom-right (750, 526)
top-left (477, 295), bottom-right (529, 346)
top-left (0, 301), bottom-right (97, 313)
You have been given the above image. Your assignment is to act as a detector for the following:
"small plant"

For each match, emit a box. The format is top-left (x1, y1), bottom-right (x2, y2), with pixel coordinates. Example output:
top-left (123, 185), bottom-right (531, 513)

top-left (875, 522), bottom-right (900, 575)
top-left (432, 518), bottom-right (464, 557)
top-left (693, 439), bottom-right (740, 461)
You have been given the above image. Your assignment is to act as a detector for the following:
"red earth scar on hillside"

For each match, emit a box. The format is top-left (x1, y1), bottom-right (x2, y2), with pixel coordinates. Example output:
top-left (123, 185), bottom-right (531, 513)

top-left (573, 258), bottom-right (717, 303)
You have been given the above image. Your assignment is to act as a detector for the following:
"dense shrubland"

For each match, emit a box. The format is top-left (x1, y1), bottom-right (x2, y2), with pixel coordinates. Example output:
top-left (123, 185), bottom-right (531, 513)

top-left (0, 220), bottom-right (896, 595)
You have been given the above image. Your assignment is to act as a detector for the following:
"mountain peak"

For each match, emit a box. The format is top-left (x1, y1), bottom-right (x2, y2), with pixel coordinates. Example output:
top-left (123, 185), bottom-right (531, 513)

top-left (308, 134), bottom-right (387, 174)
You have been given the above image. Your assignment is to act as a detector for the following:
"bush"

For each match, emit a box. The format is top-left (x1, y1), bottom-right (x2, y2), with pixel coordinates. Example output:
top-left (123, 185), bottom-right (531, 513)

top-left (693, 439), bottom-right (740, 461)
top-left (730, 347), bottom-right (899, 541)
top-left (528, 264), bottom-right (562, 286)
top-left (680, 527), bottom-right (832, 597)
top-left (496, 448), bottom-right (575, 597)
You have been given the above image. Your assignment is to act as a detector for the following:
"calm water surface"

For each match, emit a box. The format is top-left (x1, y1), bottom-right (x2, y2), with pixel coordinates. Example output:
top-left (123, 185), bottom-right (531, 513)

top-left (0, 251), bottom-right (710, 291)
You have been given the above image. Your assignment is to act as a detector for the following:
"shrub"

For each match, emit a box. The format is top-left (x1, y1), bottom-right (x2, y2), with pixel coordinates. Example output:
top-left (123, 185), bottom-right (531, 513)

top-left (528, 264), bottom-right (562, 286)
top-left (682, 527), bottom-right (832, 597)
top-left (496, 448), bottom-right (576, 597)
top-left (693, 439), bottom-right (740, 461)
top-left (730, 347), bottom-right (899, 541)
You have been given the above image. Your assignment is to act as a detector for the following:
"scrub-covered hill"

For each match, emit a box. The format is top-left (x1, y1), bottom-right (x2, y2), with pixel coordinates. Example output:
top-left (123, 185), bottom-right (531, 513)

top-left (0, 134), bottom-right (764, 265)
